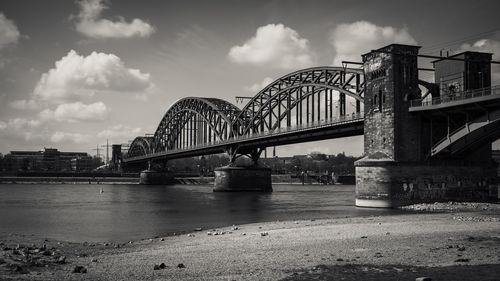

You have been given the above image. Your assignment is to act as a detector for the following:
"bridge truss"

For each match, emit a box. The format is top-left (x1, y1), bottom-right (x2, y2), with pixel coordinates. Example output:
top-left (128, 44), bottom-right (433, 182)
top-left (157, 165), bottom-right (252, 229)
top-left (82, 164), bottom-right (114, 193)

top-left (125, 66), bottom-right (365, 162)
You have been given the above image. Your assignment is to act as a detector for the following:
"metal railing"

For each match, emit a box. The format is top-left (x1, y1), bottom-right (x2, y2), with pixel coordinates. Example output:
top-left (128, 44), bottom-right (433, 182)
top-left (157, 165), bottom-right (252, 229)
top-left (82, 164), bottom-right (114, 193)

top-left (410, 85), bottom-right (500, 108)
top-left (124, 112), bottom-right (364, 161)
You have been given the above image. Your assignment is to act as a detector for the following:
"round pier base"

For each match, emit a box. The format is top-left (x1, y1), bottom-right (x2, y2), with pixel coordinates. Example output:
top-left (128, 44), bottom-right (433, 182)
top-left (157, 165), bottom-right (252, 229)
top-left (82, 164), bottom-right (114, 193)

top-left (139, 169), bottom-right (174, 185)
top-left (214, 166), bottom-right (272, 192)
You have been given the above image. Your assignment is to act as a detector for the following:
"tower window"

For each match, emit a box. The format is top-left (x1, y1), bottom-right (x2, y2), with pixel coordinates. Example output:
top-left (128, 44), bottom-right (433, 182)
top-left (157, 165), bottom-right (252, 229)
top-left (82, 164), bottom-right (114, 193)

top-left (378, 89), bottom-right (383, 111)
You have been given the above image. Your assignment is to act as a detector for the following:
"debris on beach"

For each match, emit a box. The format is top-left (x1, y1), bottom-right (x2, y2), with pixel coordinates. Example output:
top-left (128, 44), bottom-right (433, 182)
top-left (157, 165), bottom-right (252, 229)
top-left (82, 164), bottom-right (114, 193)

top-left (194, 228), bottom-right (202, 231)
top-left (177, 263), bottom-right (185, 268)
top-left (72, 265), bottom-right (87, 273)
top-left (260, 232), bottom-right (269, 237)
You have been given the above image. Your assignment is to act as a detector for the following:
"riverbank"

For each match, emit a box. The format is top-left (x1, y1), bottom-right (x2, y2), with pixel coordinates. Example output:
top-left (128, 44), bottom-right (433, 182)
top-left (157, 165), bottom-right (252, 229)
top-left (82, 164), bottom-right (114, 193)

top-left (0, 202), bottom-right (498, 280)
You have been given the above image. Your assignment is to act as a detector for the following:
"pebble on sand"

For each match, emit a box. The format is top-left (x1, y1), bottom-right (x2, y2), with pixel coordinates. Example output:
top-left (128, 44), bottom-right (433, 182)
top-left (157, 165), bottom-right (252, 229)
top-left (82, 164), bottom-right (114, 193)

top-left (72, 266), bottom-right (87, 273)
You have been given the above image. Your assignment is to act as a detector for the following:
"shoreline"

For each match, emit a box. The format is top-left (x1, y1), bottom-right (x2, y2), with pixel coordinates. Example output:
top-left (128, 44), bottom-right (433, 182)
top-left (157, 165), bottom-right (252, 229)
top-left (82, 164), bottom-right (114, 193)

top-left (1, 202), bottom-right (499, 280)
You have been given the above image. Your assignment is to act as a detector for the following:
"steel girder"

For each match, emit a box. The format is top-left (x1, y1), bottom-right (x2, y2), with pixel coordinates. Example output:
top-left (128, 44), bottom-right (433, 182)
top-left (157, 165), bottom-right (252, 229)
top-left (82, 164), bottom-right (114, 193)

top-left (125, 67), bottom-right (365, 159)
top-left (152, 97), bottom-right (241, 152)
top-left (236, 66), bottom-right (364, 135)
top-left (127, 136), bottom-right (154, 158)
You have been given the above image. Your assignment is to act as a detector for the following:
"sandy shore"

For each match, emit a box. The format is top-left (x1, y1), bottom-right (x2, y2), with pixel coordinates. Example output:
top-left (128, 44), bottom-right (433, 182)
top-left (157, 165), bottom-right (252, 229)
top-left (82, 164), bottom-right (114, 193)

top-left (1, 202), bottom-right (499, 281)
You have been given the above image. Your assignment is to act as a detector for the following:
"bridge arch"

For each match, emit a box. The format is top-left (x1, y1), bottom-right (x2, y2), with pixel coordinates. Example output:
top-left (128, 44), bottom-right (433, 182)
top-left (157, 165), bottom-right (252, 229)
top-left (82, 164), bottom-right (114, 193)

top-left (127, 136), bottom-right (154, 158)
top-left (236, 66), bottom-right (365, 135)
top-left (152, 97), bottom-right (241, 152)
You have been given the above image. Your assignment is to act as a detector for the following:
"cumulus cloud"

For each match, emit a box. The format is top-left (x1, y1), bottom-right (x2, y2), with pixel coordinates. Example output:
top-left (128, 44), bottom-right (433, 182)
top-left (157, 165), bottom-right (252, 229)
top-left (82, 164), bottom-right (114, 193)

top-left (228, 24), bottom-right (314, 69)
top-left (75, 0), bottom-right (155, 39)
top-left (8, 99), bottom-right (39, 110)
top-left (330, 21), bottom-right (417, 66)
top-left (456, 39), bottom-right (500, 84)
top-left (33, 49), bottom-right (152, 103)
top-left (97, 124), bottom-right (141, 140)
top-left (0, 118), bottom-right (43, 142)
top-left (244, 77), bottom-right (275, 92)
top-left (39, 101), bottom-right (110, 122)
top-left (0, 13), bottom-right (20, 49)
top-left (50, 131), bottom-right (89, 144)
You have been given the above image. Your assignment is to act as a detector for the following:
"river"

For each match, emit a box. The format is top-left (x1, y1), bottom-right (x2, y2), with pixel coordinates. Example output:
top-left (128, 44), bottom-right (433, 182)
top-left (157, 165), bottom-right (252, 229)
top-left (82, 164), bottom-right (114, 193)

top-left (0, 183), bottom-right (406, 243)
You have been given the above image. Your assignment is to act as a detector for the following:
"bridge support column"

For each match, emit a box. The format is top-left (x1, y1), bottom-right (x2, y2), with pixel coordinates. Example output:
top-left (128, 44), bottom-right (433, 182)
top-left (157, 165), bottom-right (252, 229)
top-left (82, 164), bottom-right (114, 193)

top-left (214, 147), bottom-right (272, 192)
top-left (355, 44), bottom-right (498, 207)
top-left (139, 161), bottom-right (175, 185)
top-left (214, 166), bottom-right (272, 192)
top-left (355, 161), bottom-right (497, 207)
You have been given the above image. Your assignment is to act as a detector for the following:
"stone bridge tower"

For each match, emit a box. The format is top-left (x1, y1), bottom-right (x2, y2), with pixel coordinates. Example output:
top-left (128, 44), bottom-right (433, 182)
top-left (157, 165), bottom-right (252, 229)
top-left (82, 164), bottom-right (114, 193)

top-left (355, 44), bottom-right (496, 207)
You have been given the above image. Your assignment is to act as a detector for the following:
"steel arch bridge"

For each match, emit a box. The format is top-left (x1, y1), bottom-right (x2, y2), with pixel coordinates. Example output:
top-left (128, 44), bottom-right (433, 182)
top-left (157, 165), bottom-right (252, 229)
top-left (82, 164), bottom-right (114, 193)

top-left (124, 66), bottom-right (366, 162)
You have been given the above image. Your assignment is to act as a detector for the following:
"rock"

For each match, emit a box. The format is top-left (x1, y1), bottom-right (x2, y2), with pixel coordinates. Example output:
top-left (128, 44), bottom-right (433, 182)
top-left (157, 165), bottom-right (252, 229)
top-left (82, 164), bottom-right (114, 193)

top-left (160, 238), bottom-right (165, 241)
top-left (104, 243), bottom-right (109, 246)
top-left (361, 236), bottom-right (368, 239)
top-left (159, 263), bottom-right (166, 269)
top-left (416, 277), bottom-right (432, 281)
top-left (457, 246), bottom-right (466, 251)
top-left (232, 226), bottom-right (239, 230)
top-left (177, 263), bottom-right (185, 268)
top-left (128, 241), bottom-right (133, 244)
top-left (91, 258), bottom-right (98, 262)
top-left (187, 234), bottom-right (195, 237)
top-left (194, 228), bottom-right (202, 231)
top-left (207, 232), bottom-right (212, 235)
top-left (260, 232), bottom-right (269, 237)
top-left (72, 266), bottom-right (87, 273)
top-left (13, 265), bottom-right (27, 273)
top-left (57, 256), bottom-right (66, 264)
top-left (153, 264), bottom-right (160, 270)
top-left (454, 258), bottom-right (470, 262)
top-left (336, 258), bottom-right (344, 261)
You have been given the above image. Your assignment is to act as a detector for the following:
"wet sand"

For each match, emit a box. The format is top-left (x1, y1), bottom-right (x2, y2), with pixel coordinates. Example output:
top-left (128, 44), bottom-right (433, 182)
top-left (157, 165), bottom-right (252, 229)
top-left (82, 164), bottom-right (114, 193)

top-left (1, 202), bottom-right (499, 280)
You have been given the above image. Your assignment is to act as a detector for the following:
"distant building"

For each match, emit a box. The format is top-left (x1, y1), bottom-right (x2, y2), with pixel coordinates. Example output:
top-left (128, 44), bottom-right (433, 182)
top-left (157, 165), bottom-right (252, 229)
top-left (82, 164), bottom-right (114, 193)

top-left (3, 148), bottom-right (95, 172)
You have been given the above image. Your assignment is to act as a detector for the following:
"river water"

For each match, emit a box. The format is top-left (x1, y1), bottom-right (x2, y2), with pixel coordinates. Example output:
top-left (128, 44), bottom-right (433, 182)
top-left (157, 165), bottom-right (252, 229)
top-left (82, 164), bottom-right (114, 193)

top-left (0, 183), bottom-right (405, 243)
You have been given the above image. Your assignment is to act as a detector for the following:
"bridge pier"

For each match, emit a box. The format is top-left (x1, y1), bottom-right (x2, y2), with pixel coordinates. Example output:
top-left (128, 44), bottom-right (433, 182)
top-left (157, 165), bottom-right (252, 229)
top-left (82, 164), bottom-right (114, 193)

top-left (139, 161), bottom-right (175, 185)
top-left (213, 166), bottom-right (272, 192)
top-left (355, 44), bottom-right (498, 207)
top-left (214, 147), bottom-right (272, 192)
top-left (355, 161), bottom-right (497, 207)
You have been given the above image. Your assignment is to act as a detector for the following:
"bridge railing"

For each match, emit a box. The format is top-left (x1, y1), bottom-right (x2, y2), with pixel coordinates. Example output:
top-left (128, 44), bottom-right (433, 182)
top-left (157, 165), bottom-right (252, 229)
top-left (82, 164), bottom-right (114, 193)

top-left (410, 85), bottom-right (500, 108)
top-left (125, 112), bottom-right (364, 161)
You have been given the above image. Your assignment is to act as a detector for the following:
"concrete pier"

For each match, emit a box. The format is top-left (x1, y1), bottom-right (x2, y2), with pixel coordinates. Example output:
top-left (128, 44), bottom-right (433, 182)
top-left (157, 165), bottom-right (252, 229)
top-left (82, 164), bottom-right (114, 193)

top-left (214, 166), bottom-right (272, 192)
top-left (139, 169), bottom-right (174, 185)
top-left (355, 160), bottom-right (497, 207)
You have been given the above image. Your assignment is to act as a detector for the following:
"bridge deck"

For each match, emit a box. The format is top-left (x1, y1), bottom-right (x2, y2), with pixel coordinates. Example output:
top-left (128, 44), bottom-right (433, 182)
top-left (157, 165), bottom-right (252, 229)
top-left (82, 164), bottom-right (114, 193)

top-left (123, 114), bottom-right (364, 163)
top-left (409, 85), bottom-right (500, 112)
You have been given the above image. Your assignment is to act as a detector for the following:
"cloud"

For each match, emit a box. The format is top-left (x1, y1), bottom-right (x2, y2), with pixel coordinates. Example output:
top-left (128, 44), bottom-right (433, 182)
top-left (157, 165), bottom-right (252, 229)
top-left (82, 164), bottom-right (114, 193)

top-left (228, 23), bottom-right (314, 69)
top-left (456, 39), bottom-right (500, 84)
top-left (8, 99), bottom-right (39, 110)
top-left (97, 124), bottom-right (141, 140)
top-left (244, 77), bottom-right (275, 92)
top-left (75, 0), bottom-right (155, 39)
top-left (330, 21), bottom-right (417, 66)
top-left (0, 118), bottom-right (43, 142)
top-left (39, 101), bottom-right (110, 122)
top-left (50, 131), bottom-right (89, 144)
top-left (33, 49), bottom-right (152, 103)
top-left (0, 13), bottom-right (20, 50)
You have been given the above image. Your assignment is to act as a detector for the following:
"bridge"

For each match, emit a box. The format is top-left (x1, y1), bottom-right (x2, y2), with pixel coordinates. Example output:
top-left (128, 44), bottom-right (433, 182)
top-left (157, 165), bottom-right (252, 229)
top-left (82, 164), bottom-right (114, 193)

top-left (123, 44), bottom-right (499, 207)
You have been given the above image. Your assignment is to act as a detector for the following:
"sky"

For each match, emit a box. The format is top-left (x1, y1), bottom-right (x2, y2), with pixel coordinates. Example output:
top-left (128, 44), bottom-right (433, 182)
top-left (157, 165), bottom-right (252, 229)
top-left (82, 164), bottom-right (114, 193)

top-left (0, 0), bottom-right (499, 157)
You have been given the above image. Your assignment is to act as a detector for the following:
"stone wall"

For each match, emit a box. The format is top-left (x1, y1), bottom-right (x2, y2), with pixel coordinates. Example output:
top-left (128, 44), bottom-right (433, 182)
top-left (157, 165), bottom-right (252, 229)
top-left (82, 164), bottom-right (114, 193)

top-left (355, 160), bottom-right (498, 207)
